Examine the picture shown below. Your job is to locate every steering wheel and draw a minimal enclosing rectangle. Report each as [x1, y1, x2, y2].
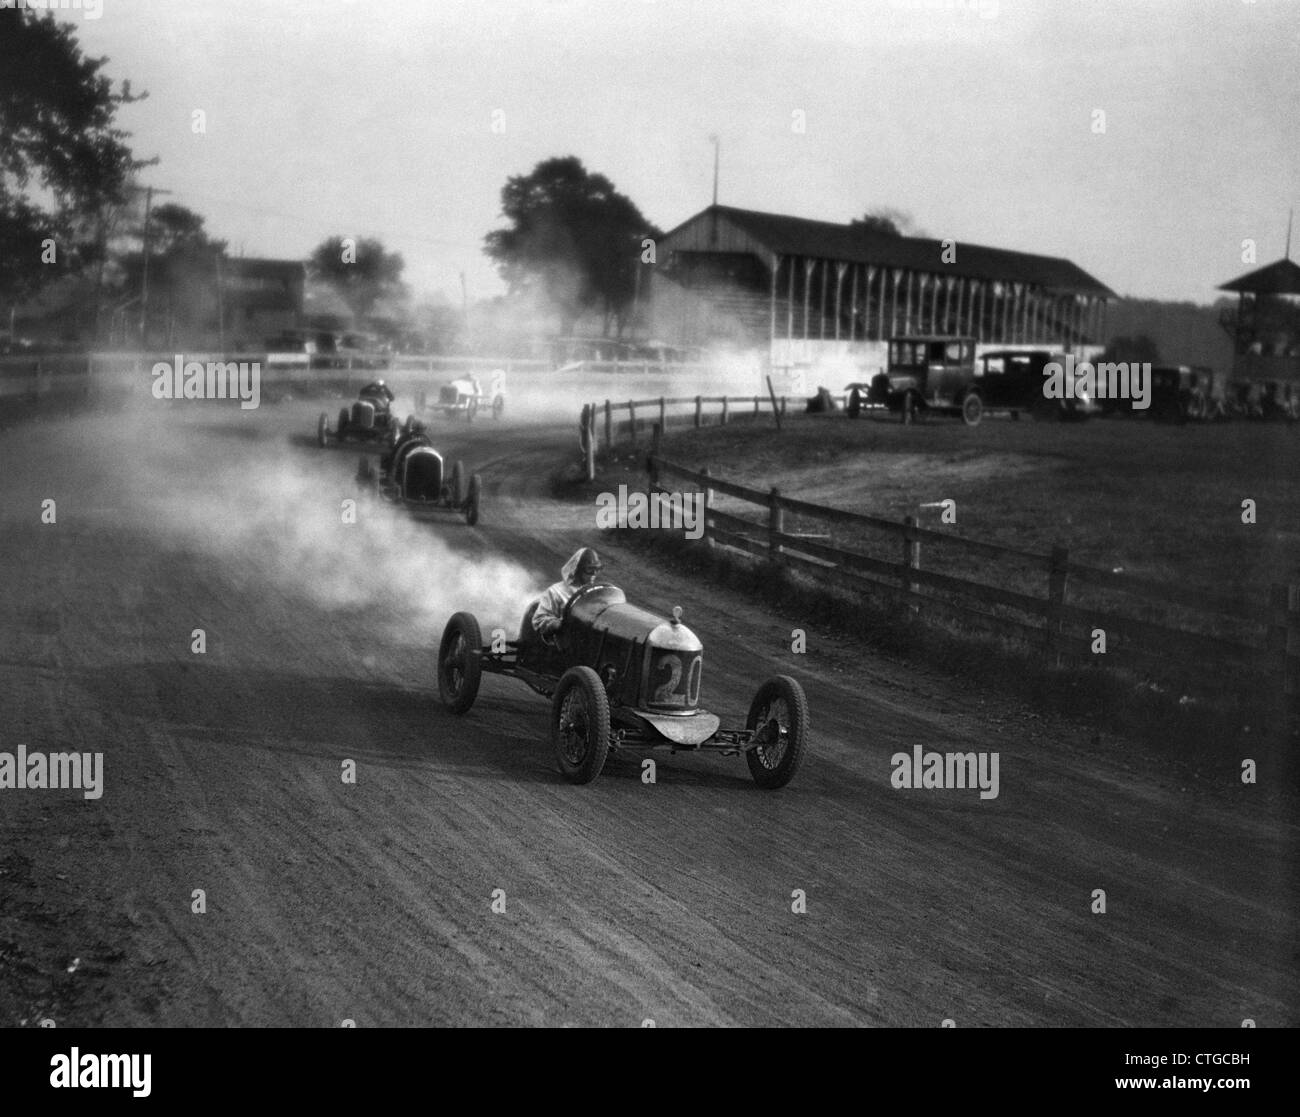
[551, 582, 610, 649]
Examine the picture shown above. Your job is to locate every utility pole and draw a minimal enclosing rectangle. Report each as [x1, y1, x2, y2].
[137, 184, 173, 347]
[710, 134, 720, 207]
[1287, 207, 1294, 260]
[459, 270, 470, 351]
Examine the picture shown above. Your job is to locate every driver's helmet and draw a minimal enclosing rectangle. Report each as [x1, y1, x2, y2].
[575, 547, 603, 583]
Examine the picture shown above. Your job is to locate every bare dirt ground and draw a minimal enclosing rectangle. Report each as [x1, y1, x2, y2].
[0, 396, 1295, 1027]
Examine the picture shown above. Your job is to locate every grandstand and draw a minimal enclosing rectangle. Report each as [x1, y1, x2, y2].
[649, 205, 1115, 379]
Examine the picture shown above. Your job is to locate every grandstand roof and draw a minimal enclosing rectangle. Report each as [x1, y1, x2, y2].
[1218, 257, 1300, 296]
[661, 205, 1116, 298]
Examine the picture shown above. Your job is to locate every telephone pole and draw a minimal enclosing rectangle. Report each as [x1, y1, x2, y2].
[137, 184, 173, 346]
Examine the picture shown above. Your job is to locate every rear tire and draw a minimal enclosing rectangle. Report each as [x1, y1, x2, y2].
[847, 387, 862, 419]
[552, 666, 610, 785]
[744, 675, 809, 789]
[492, 394, 504, 420]
[466, 397, 479, 423]
[961, 392, 983, 427]
[438, 612, 483, 715]
[317, 412, 329, 447]
[465, 474, 482, 526]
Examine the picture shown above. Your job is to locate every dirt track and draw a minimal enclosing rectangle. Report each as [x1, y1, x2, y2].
[0, 399, 1295, 1027]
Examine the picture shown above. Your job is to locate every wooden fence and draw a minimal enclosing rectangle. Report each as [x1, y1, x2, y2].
[640, 453, 1299, 710]
[589, 393, 788, 449]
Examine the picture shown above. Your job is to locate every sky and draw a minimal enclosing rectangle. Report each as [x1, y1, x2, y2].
[66, 0, 1300, 306]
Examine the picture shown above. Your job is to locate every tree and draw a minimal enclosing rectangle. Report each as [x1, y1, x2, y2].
[851, 207, 922, 237]
[484, 156, 661, 337]
[1100, 333, 1161, 365]
[150, 203, 223, 256]
[0, 8, 150, 313]
[308, 236, 406, 320]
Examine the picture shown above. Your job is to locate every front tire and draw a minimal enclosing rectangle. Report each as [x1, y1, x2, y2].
[438, 612, 483, 715]
[745, 675, 809, 789]
[552, 666, 610, 785]
[317, 412, 329, 447]
[492, 394, 504, 420]
[337, 407, 350, 436]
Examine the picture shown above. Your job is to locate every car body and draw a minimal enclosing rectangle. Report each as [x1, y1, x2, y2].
[317, 383, 400, 446]
[1146, 365, 1214, 423]
[974, 349, 1098, 421]
[415, 375, 504, 421]
[356, 425, 481, 524]
[868, 335, 985, 424]
[436, 585, 809, 787]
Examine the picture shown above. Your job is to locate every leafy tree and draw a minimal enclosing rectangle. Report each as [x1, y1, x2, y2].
[308, 236, 406, 319]
[150, 203, 223, 256]
[484, 156, 661, 337]
[851, 207, 922, 237]
[1100, 333, 1161, 365]
[0, 8, 150, 311]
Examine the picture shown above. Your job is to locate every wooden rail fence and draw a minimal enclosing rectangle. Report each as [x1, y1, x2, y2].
[638, 453, 1298, 710]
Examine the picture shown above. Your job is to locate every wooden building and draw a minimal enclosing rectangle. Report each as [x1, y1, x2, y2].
[1218, 256, 1300, 385]
[649, 205, 1115, 378]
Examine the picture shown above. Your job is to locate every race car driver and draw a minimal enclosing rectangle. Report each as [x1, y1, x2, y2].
[360, 379, 395, 403]
[532, 547, 604, 637]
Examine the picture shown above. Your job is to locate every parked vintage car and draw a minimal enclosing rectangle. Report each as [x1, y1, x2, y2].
[868, 335, 984, 424]
[356, 426, 481, 524]
[415, 375, 504, 421]
[974, 349, 1097, 421]
[436, 585, 809, 787]
[318, 381, 400, 446]
[1145, 365, 1214, 423]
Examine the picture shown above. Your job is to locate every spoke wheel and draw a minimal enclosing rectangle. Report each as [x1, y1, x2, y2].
[745, 675, 809, 789]
[438, 612, 483, 714]
[552, 666, 610, 785]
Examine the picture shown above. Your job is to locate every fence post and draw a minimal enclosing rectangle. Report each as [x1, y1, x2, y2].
[659, 395, 666, 432]
[694, 395, 702, 428]
[651, 421, 662, 461]
[754, 395, 760, 417]
[1046, 546, 1069, 665]
[583, 404, 595, 481]
[629, 400, 637, 445]
[766, 375, 783, 432]
[1268, 583, 1299, 717]
[703, 466, 714, 550]
[721, 397, 729, 426]
[901, 515, 921, 618]
[768, 487, 785, 565]
[781, 396, 788, 415]
[605, 399, 612, 449]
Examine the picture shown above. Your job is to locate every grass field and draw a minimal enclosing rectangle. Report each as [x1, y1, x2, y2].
[640, 409, 1300, 600]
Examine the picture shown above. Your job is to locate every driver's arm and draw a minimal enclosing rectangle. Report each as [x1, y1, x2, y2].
[532, 585, 566, 635]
